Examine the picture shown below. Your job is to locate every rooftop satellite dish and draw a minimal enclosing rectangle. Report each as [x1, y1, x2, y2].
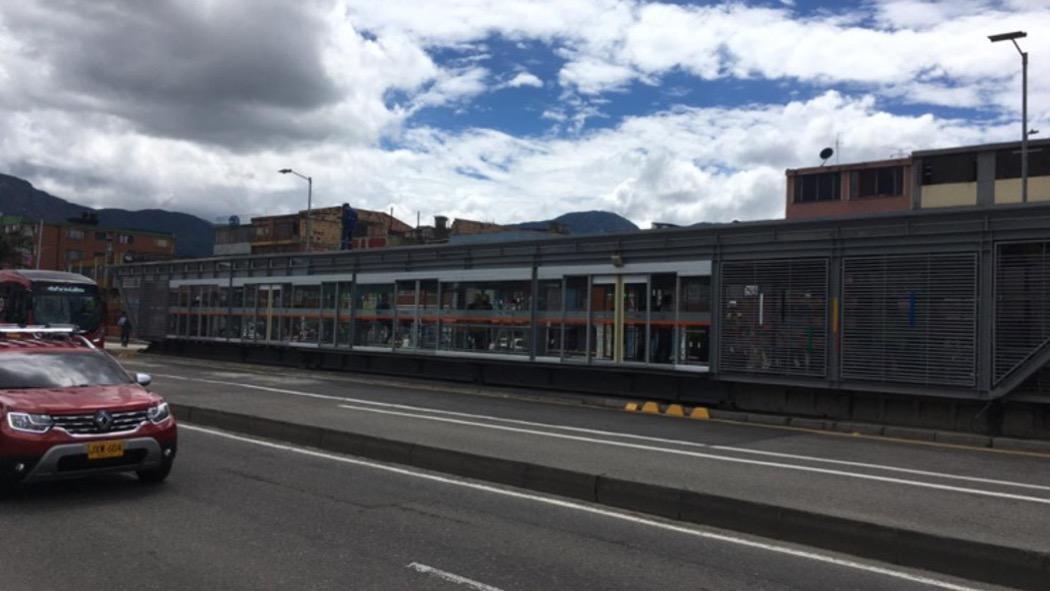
[819, 147, 834, 166]
[228, 215, 240, 227]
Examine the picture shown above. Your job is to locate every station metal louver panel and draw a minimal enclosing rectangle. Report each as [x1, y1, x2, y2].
[995, 242, 1050, 383]
[841, 254, 976, 386]
[120, 276, 170, 340]
[720, 259, 828, 377]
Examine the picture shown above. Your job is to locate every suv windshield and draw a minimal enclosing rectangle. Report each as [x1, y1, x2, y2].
[33, 294, 103, 332]
[0, 352, 131, 389]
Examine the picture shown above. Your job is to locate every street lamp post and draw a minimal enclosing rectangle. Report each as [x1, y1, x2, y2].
[279, 168, 313, 252]
[989, 31, 1030, 203]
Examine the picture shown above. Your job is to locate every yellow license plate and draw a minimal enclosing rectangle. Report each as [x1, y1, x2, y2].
[86, 440, 125, 460]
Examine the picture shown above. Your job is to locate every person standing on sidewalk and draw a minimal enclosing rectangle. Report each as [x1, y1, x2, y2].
[117, 310, 132, 348]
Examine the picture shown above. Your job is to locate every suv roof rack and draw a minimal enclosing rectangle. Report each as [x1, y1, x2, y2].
[0, 325, 78, 334]
[0, 325, 96, 350]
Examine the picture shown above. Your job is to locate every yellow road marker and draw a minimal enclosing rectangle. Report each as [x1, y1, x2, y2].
[665, 404, 685, 417]
[690, 407, 711, 420]
[640, 401, 661, 414]
[625, 402, 639, 412]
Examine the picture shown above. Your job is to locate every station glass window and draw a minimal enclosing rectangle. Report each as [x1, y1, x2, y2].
[241, 285, 260, 340]
[621, 280, 648, 363]
[794, 172, 840, 203]
[336, 282, 352, 346]
[535, 279, 563, 358]
[649, 274, 675, 364]
[851, 166, 903, 198]
[395, 280, 438, 350]
[563, 277, 589, 359]
[678, 276, 711, 365]
[438, 280, 531, 355]
[166, 310, 178, 335]
[319, 283, 337, 345]
[589, 279, 616, 361]
[995, 147, 1050, 179]
[286, 285, 320, 344]
[354, 284, 394, 347]
[225, 285, 241, 338]
[921, 153, 977, 185]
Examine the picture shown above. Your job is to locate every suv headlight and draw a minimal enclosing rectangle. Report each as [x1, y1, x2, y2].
[7, 412, 53, 433]
[147, 402, 171, 424]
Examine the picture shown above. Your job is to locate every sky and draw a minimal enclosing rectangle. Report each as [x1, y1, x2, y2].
[0, 0, 1048, 229]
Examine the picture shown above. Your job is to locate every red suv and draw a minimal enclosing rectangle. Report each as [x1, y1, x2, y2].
[0, 326, 176, 489]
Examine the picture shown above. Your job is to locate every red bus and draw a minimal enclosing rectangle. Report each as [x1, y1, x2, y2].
[0, 270, 106, 347]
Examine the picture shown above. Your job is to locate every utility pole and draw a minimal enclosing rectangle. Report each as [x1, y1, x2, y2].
[35, 219, 44, 269]
[279, 168, 313, 251]
[989, 31, 1030, 202]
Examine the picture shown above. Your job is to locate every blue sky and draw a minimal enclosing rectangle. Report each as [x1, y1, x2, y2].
[0, 0, 1047, 227]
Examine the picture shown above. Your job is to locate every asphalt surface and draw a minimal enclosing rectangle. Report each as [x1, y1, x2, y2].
[0, 424, 1005, 591]
[118, 354, 1050, 558]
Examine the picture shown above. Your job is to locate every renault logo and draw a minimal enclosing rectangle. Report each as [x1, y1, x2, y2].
[94, 411, 113, 432]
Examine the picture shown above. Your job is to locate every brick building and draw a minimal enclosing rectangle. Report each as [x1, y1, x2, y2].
[1, 213, 176, 337]
[218, 205, 414, 255]
[786, 138, 1050, 220]
[0, 213, 175, 273]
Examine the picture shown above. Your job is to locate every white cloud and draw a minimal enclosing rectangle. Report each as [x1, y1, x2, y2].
[343, 0, 1050, 116]
[1, 0, 1048, 240]
[409, 66, 490, 110]
[0, 81, 1017, 233]
[502, 71, 543, 88]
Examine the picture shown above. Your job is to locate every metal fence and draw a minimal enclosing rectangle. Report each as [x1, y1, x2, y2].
[995, 241, 1050, 383]
[842, 253, 976, 386]
[719, 258, 828, 377]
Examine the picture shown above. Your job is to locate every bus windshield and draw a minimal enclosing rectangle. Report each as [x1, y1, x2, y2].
[32, 293, 103, 332]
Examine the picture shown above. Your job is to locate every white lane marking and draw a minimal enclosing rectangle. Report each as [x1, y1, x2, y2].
[406, 562, 504, 591]
[153, 372, 1050, 494]
[338, 403, 1050, 506]
[328, 399, 1050, 493]
[181, 424, 985, 591]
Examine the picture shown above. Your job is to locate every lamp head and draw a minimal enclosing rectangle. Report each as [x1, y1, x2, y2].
[278, 168, 292, 174]
[989, 31, 1027, 43]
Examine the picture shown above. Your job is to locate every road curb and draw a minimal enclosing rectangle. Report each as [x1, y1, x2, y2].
[174, 403, 1050, 590]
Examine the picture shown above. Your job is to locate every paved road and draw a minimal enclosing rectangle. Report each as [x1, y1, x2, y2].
[119, 354, 1050, 559]
[0, 425, 1003, 591]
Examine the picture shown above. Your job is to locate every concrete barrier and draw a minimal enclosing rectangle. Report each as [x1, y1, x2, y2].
[172, 403, 1050, 590]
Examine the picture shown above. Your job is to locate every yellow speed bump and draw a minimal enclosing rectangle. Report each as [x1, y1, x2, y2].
[665, 404, 685, 417]
[640, 401, 661, 414]
[624, 402, 639, 412]
[689, 407, 711, 420]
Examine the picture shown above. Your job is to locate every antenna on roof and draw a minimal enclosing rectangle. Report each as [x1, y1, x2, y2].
[818, 147, 834, 167]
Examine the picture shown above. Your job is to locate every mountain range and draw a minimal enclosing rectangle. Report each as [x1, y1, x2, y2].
[1, 173, 640, 258]
[514, 210, 638, 234]
[0, 174, 215, 258]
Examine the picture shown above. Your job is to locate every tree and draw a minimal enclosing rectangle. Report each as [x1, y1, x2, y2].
[0, 229, 32, 268]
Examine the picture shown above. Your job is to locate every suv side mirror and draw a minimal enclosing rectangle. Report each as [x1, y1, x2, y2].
[135, 373, 152, 387]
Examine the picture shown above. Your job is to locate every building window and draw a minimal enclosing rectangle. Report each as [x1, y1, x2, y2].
[922, 154, 977, 185]
[155, 238, 170, 248]
[67, 228, 84, 240]
[852, 166, 903, 198]
[118, 234, 134, 244]
[995, 148, 1050, 179]
[65, 250, 83, 262]
[95, 231, 108, 240]
[794, 172, 841, 203]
